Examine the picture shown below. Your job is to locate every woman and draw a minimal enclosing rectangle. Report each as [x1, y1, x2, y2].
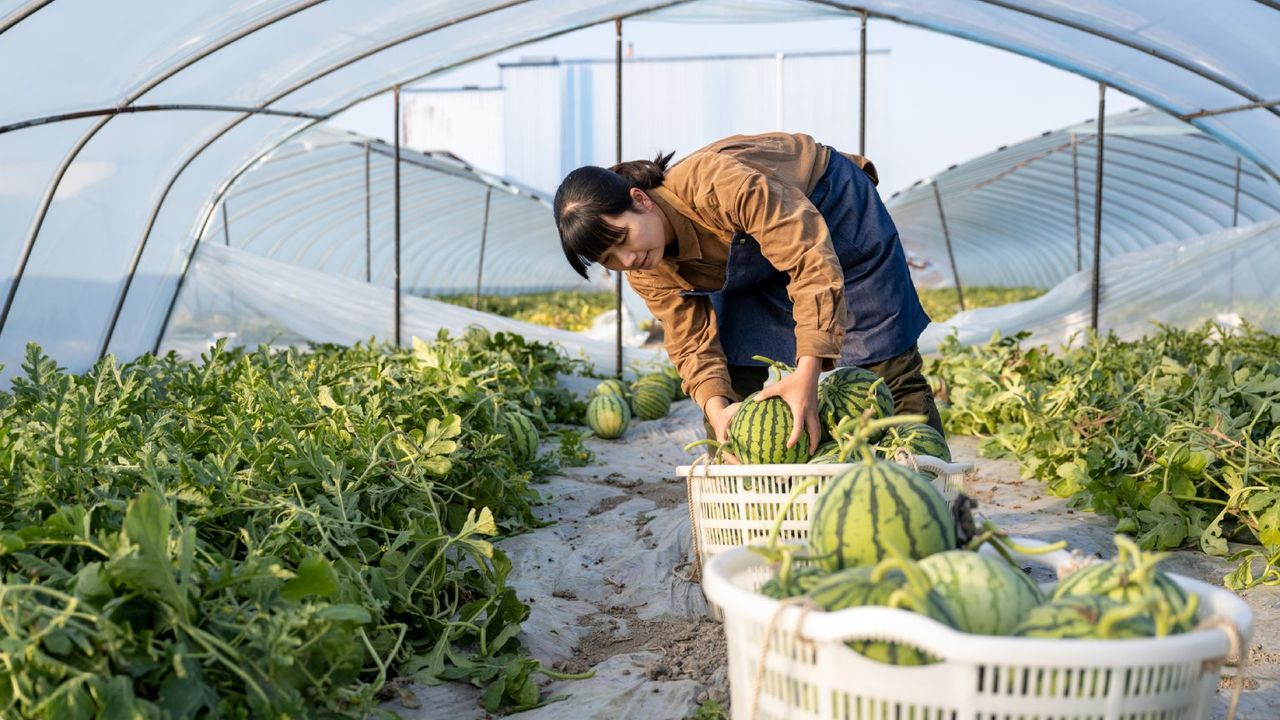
[554, 131, 938, 452]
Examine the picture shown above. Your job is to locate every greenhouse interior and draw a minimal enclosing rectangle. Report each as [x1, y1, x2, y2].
[1, 1, 1278, 718]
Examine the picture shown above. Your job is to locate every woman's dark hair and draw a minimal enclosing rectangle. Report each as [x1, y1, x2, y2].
[555, 150, 675, 278]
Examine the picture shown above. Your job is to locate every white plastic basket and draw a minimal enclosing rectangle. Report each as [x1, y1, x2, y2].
[703, 541, 1254, 720]
[677, 455, 971, 571]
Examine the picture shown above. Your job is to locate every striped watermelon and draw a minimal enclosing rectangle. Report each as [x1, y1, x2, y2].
[809, 459, 955, 570]
[727, 392, 812, 464]
[630, 382, 672, 420]
[586, 394, 630, 439]
[504, 412, 539, 464]
[876, 422, 951, 462]
[806, 566, 958, 665]
[759, 565, 829, 599]
[1012, 596, 1157, 639]
[917, 550, 1044, 635]
[818, 367, 895, 442]
[807, 442, 846, 465]
[590, 378, 630, 401]
[1051, 559, 1194, 632]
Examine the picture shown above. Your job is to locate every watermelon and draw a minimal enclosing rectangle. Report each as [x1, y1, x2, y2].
[809, 459, 955, 570]
[637, 371, 680, 400]
[726, 392, 812, 464]
[818, 367, 895, 441]
[630, 382, 672, 420]
[917, 550, 1043, 635]
[876, 422, 951, 462]
[1012, 596, 1157, 639]
[586, 394, 630, 439]
[504, 412, 539, 464]
[807, 442, 846, 465]
[590, 378, 630, 401]
[759, 565, 829, 599]
[1051, 558, 1194, 632]
[806, 566, 958, 665]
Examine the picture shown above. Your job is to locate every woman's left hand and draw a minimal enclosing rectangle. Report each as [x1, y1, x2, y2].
[755, 356, 823, 454]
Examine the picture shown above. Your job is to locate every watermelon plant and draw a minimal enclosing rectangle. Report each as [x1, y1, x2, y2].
[928, 321, 1280, 589]
[0, 332, 593, 718]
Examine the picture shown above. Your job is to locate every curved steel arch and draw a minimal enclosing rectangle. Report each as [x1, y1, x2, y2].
[805, 0, 1280, 183]
[0, 0, 53, 37]
[146, 0, 693, 356]
[0, 0, 331, 355]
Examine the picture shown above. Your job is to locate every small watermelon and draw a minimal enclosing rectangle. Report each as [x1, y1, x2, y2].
[818, 367, 895, 442]
[630, 382, 672, 420]
[876, 422, 951, 462]
[1012, 596, 1157, 639]
[759, 565, 829, 599]
[917, 550, 1043, 635]
[590, 378, 630, 401]
[726, 392, 812, 464]
[809, 459, 955, 571]
[504, 412, 539, 464]
[806, 566, 958, 665]
[586, 394, 630, 439]
[1051, 559, 1194, 632]
[807, 442, 846, 465]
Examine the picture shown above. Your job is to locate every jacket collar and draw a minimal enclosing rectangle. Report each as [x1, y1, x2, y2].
[650, 187, 702, 262]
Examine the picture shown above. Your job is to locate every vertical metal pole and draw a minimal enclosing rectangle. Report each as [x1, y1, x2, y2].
[614, 17, 624, 379]
[364, 139, 372, 283]
[932, 181, 964, 312]
[221, 200, 231, 247]
[473, 186, 492, 310]
[394, 85, 402, 347]
[859, 10, 867, 155]
[1090, 83, 1106, 332]
[1232, 157, 1242, 227]
[1071, 132, 1082, 273]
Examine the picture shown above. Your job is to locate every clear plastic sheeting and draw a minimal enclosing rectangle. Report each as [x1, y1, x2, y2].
[2, 1, 1280, 373]
[889, 108, 1280, 290]
[164, 242, 660, 374]
[204, 126, 593, 295]
[918, 219, 1280, 354]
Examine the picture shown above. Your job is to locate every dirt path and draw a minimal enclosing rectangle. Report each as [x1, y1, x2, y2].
[396, 409, 1280, 719]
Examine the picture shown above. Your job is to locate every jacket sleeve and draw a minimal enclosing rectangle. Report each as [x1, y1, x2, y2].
[626, 270, 736, 411]
[693, 153, 847, 368]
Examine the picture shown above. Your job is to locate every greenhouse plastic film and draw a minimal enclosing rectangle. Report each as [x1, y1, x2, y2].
[919, 219, 1280, 353]
[163, 241, 661, 374]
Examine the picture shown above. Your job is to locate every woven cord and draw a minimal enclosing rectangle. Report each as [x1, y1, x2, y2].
[1194, 615, 1249, 720]
[749, 597, 820, 720]
[673, 452, 711, 584]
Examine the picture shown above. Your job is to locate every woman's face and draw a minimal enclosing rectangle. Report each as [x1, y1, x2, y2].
[598, 189, 668, 272]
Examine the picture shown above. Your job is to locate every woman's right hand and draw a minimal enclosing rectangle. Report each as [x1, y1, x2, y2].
[705, 397, 741, 461]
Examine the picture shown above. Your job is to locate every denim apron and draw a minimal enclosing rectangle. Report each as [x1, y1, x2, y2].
[687, 150, 930, 367]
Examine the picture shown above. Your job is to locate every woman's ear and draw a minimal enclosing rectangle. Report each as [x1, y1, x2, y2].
[630, 187, 652, 210]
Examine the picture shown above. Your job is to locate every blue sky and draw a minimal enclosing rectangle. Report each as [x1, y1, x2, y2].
[331, 15, 1145, 196]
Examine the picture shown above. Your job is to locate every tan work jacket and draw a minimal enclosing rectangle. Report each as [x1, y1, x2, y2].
[626, 132, 878, 411]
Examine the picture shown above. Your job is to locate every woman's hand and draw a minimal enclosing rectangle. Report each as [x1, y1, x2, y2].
[705, 396, 741, 444]
[755, 356, 822, 454]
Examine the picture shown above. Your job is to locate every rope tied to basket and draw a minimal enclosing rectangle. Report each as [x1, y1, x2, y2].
[673, 451, 713, 584]
[1194, 615, 1249, 720]
[750, 596, 821, 720]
